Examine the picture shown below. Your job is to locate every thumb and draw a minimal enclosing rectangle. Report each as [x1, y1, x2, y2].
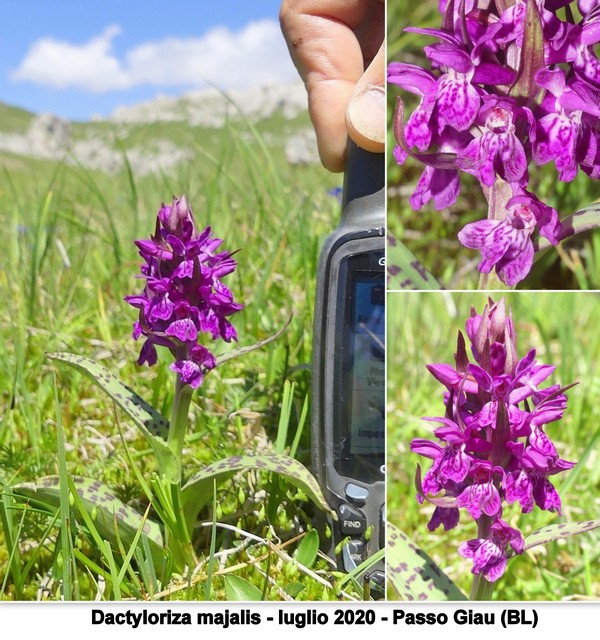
[345, 43, 386, 154]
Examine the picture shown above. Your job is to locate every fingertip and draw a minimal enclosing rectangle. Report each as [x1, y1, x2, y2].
[346, 85, 386, 154]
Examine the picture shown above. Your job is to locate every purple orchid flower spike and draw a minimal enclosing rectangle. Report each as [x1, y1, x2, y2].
[125, 195, 243, 389]
[410, 298, 576, 591]
[389, 0, 600, 287]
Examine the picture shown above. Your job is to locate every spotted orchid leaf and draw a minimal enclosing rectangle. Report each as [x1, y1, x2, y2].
[387, 232, 442, 290]
[181, 454, 334, 528]
[386, 522, 467, 601]
[47, 353, 178, 480]
[48, 352, 169, 439]
[520, 519, 600, 553]
[12, 475, 164, 559]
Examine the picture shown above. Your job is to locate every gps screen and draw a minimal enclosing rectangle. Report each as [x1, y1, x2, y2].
[333, 251, 385, 483]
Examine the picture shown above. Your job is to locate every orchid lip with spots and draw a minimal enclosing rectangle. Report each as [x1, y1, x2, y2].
[389, 1, 600, 287]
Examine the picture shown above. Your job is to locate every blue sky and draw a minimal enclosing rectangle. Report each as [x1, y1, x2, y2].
[0, 0, 299, 121]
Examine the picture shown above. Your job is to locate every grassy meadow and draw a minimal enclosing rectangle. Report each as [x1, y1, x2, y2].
[387, 291, 600, 600]
[0, 106, 363, 600]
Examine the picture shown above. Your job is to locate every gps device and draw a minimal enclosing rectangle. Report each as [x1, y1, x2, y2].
[312, 141, 385, 594]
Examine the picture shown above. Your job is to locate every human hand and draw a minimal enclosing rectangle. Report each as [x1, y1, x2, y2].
[280, 0, 385, 172]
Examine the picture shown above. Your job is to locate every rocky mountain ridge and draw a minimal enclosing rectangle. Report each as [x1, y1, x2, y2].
[107, 82, 308, 126]
[0, 82, 318, 174]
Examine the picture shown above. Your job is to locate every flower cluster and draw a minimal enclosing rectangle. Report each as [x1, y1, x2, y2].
[125, 196, 243, 389]
[389, 1, 600, 285]
[410, 298, 575, 582]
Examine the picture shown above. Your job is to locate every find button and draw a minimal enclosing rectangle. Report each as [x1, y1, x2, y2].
[338, 503, 366, 536]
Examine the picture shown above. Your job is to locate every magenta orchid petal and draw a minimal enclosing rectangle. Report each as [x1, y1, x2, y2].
[428, 506, 460, 532]
[148, 294, 175, 322]
[458, 196, 541, 286]
[137, 339, 158, 367]
[456, 481, 502, 519]
[438, 446, 472, 484]
[456, 104, 528, 187]
[459, 538, 505, 582]
[534, 112, 581, 181]
[533, 477, 563, 514]
[458, 518, 523, 582]
[504, 468, 535, 513]
[170, 360, 204, 389]
[410, 165, 461, 211]
[426, 363, 464, 388]
[436, 69, 481, 132]
[410, 439, 443, 459]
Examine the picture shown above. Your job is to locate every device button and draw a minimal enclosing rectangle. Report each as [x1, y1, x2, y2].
[368, 570, 386, 600]
[338, 503, 366, 536]
[344, 483, 369, 506]
[341, 540, 365, 572]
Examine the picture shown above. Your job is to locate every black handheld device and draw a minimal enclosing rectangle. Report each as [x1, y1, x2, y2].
[312, 141, 385, 593]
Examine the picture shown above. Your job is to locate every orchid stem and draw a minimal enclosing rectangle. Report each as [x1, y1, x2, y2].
[168, 374, 193, 477]
[478, 269, 511, 290]
[158, 375, 196, 568]
[470, 573, 497, 601]
[478, 180, 513, 291]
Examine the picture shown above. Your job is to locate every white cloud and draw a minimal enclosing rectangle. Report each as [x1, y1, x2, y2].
[11, 20, 298, 93]
[12, 25, 130, 92]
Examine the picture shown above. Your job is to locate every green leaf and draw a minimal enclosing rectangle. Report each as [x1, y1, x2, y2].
[12, 476, 164, 560]
[47, 352, 178, 481]
[294, 529, 320, 569]
[522, 519, 600, 553]
[181, 454, 334, 528]
[387, 233, 442, 290]
[338, 547, 385, 591]
[223, 575, 263, 601]
[386, 522, 467, 601]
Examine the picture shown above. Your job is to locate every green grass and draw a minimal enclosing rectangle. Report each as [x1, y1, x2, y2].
[0, 112, 359, 600]
[387, 291, 600, 601]
[0, 102, 35, 134]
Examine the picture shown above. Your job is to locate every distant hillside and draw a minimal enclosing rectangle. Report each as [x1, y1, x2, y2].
[0, 82, 319, 175]
[107, 82, 308, 126]
[0, 102, 35, 133]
